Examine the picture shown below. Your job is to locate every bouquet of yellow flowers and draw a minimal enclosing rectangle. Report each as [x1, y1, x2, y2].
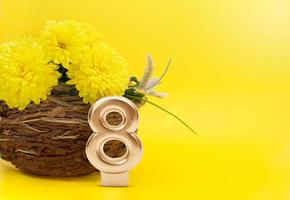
[0, 20, 129, 109]
[0, 20, 193, 177]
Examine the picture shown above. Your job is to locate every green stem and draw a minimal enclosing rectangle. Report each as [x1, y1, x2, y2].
[125, 95, 197, 135]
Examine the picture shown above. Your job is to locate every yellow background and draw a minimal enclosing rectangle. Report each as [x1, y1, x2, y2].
[0, 0, 290, 199]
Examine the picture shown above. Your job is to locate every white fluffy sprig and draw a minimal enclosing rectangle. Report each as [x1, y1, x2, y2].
[140, 55, 154, 88]
[138, 55, 171, 98]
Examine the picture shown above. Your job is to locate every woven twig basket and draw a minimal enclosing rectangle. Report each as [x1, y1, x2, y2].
[0, 85, 131, 176]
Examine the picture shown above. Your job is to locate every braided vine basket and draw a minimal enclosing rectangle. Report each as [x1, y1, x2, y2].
[0, 85, 132, 176]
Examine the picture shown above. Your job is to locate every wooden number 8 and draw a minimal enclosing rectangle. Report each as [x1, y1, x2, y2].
[86, 96, 143, 186]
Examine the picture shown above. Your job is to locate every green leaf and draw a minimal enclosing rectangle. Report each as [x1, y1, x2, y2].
[130, 76, 138, 83]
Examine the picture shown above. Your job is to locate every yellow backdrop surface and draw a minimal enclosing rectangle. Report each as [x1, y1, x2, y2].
[0, 0, 290, 199]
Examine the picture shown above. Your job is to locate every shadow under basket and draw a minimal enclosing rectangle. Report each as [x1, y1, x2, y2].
[0, 86, 132, 177]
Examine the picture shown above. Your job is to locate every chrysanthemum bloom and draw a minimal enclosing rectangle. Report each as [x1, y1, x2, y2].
[39, 20, 101, 67]
[67, 42, 129, 104]
[0, 38, 59, 110]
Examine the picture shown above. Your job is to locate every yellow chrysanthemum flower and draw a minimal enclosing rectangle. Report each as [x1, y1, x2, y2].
[39, 20, 101, 67]
[0, 38, 59, 110]
[67, 42, 129, 104]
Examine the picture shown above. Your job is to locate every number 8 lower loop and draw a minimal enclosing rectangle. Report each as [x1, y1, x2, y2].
[86, 131, 142, 173]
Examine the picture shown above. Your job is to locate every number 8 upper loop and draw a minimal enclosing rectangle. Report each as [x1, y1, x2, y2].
[88, 96, 139, 134]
